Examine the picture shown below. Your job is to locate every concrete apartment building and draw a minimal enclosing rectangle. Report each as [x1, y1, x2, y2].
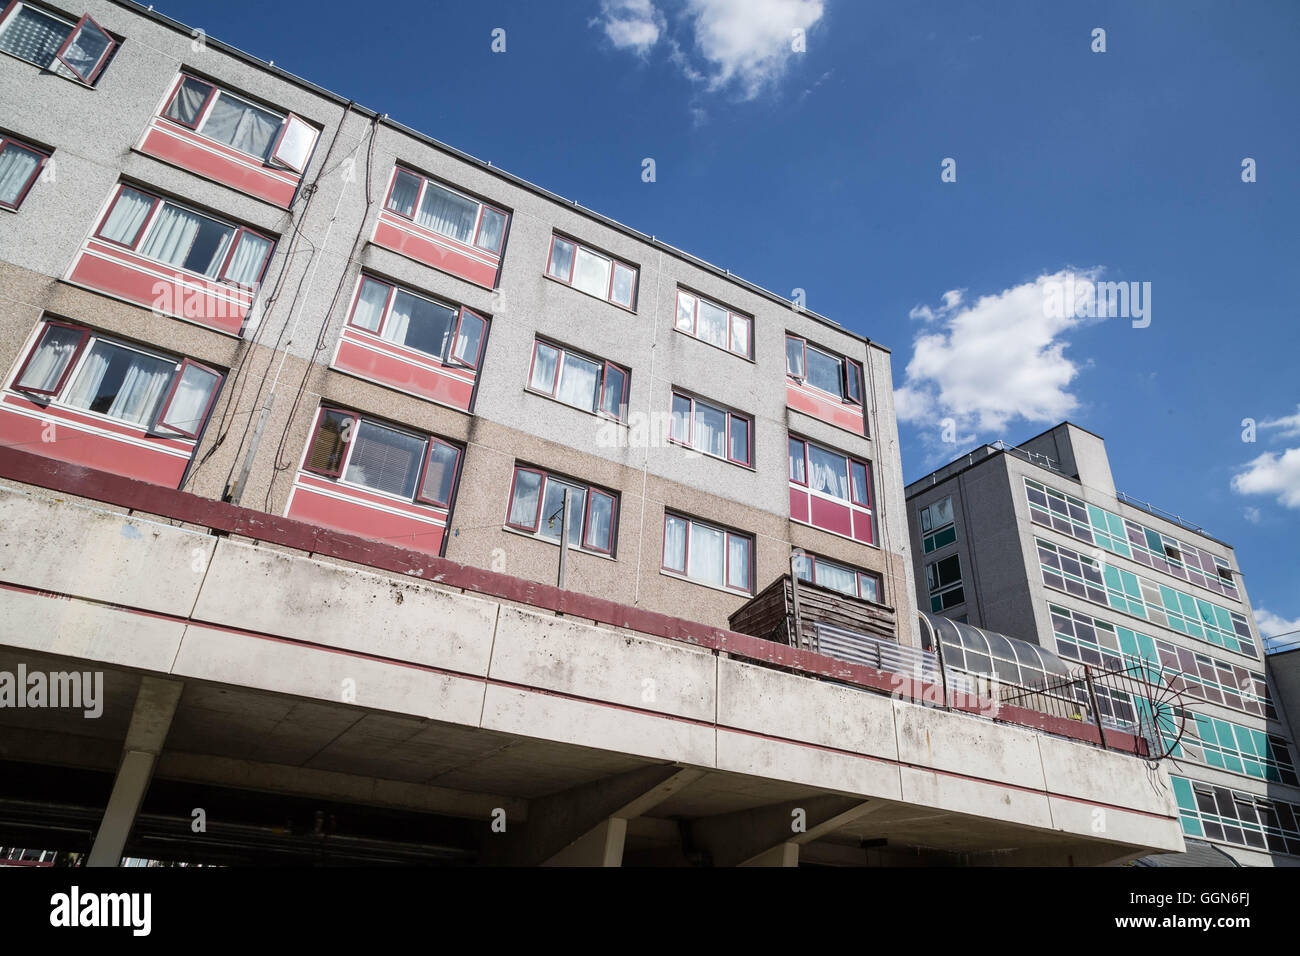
[0, 0, 1188, 865]
[906, 422, 1300, 866]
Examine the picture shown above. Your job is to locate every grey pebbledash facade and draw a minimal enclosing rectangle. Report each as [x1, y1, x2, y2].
[905, 422, 1300, 866]
[0, 0, 919, 643]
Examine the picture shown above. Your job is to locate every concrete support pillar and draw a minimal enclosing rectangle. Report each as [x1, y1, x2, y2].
[740, 843, 800, 867]
[544, 818, 628, 867]
[87, 677, 183, 867]
[692, 796, 882, 867]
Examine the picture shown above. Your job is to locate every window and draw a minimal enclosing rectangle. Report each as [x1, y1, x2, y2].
[785, 335, 863, 404]
[302, 407, 461, 507]
[161, 74, 318, 171]
[10, 320, 222, 436]
[347, 275, 487, 368]
[919, 496, 956, 553]
[788, 438, 872, 507]
[926, 554, 964, 612]
[385, 167, 508, 254]
[793, 553, 882, 603]
[0, 135, 49, 209]
[527, 339, 628, 421]
[674, 289, 752, 359]
[669, 391, 752, 466]
[506, 466, 617, 555]
[0, 4, 116, 84]
[546, 235, 637, 309]
[662, 513, 752, 594]
[1172, 775, 1300, 855]
[95, 184, 273, 287]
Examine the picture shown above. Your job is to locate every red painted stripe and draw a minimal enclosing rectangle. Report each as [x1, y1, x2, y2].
[142, 125, 298, 208]
[373, 218, 500, 289]
[334, 335, 475, 411]
[0, 407, 187, 487]
[69, 251, 246, 335]
[0, 445, 1149, 757]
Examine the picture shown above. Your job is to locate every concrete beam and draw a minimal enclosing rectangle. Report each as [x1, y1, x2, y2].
[87, 677, 183, 867]
[495, 764, 705, 867]
[691, 796, 881, 868]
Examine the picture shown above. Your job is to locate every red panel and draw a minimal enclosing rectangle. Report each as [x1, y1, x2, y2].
[141, 125, 298, 208]
[287, 486, 445, 556]
[69, 249, 246, 335]
[0, 407, 187, 487]
[373, 216, 499, 289]
[786, 381, 865, 434]
[334, 335, 475, 412]
[789, 486, 809, 523]
[852, 508, 875, 545]
[809, 495, 853, 537]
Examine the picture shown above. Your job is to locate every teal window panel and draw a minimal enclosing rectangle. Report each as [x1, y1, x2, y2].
[930, 595, 943, 612]
[1117, 629, 1139, 657]
[1266, 766, 1282, 782]
[1128, 600, 1147, 618]
[1103, 565, 1122, 590]
[1181, 816, 1204, 838]
[1244, 761, 1262, 778]
[1206, 750, 1225, 769]
[1170, 616, 1187, 634]
[1234, 725, 1256, 755]
[1222, 634, 1239, 653]
[1179, 592, 1198, 618]
[1185, 619, 1204, 639]
[1145, 529, 1163, 552]
[1214, 606, 1233, 632]
[1196, 715, 1215, 741]
[933, 526, 956, 549]
[1160, 584, 1179, 611]
[1122, 571, 1142, 599]
[1214, 719, 1234, 742]
[1137, 633, 1156, 659]
[1258, 732, 1272, 757]
[1223, 754, 1244, 774]
[1171, 776, 1195, 811]
[1197, 599, 1216, 626]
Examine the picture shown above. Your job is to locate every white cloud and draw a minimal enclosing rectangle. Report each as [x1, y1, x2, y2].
[895, 269, 1104, 436]
[595, 0, 825, 101]
[1231, 447, 1300, 509]
[1261, 405, 1300, 439]
[1255, 608, 1300, 640]
[1244, 506, 1262, 524]
[596, 0, 664, 54]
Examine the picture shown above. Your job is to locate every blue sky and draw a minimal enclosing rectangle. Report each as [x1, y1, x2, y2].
[154, 0, 1300, 638]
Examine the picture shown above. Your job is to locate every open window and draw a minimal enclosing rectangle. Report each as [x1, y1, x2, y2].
[0, 136, 51, 210]
[154, 359, 222, 438]
[11, 321, 89, 397]
[269, 114, 317, 172]
[303, 407, 358, 478]
[844, 358, 864, 405]
[416, 440, 460, 508]
[218, 227, 274, 287]
[53, 13, 114, 84]
[449, 308, 487, 369]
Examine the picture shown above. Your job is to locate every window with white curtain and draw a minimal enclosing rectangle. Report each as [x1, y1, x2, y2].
[0, 4, 116, 85]
[346, 275, 488, 369]
[506, 465, 617, 554]
[96, 184, 275, 286]
[528, 339, 628, 421]
[9, 320, 223, 437]
[0, 136, 49, 209]
[384, 167, 509, 254]
[788, 437, 872, 508]
[546, 235, 637, 309]
[793, 553, 882, 603]
[662, 513, 753, 594]
[161, 74, 319, 170]
[669, 392, 752, 466]
[302, 406, 462, 509]
[675, 289, 753, 359]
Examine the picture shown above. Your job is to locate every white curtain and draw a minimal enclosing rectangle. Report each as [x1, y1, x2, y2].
[159, 365, 217, 434]
[585, 494, 612, 550]
[816, 561, 856, 597]
[100, 188, 155, 245]
[475, 207, 506, 251]
[727, 536, 750, 591]
[508, 470, 542, 528]
[676, 292, 696, 331]
[697, 300, 728, 348]
[351, 280, 389, 333]
[530, 343, 559, 392]
[388, 171, 421, 217]
[15, 326, 81, 391]
[729, 315, 750, 356]
[663, 515, 687, 571]
[386, 291, 453, 358]
[809, 446, 849, 500]
[417, 182, 477, 242]
[0, 143, 40, 205]
[164, 77, 211, 126]
[204, 93, 280, 157]
[140, 204, 203, 268]
[571, 248, 610, 298]
[688, 524, 725, 587]
[64, 344, 172, 426]
[556, 354, 599, 410]
[693, 404, 726, 457]
[224, 232, 271, 286]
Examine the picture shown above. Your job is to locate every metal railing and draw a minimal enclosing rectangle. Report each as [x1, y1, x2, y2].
[1116, 490, 1207, 536]
[913, 440, 1061, 489]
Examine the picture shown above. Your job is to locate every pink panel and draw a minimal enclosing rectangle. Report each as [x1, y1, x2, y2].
[334, 336, 475, 411]
[789, 486, 809, 523]
[809, 495, 853, 537]
[141, 125, 298, 208]
[287, 487, 445, 556]
[373, 217, 499, 288]
[0, 407, 187, 487]
[69, 252, 246, 335]
[852, 508, 875, 545]
[785, 382, 865, 434]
